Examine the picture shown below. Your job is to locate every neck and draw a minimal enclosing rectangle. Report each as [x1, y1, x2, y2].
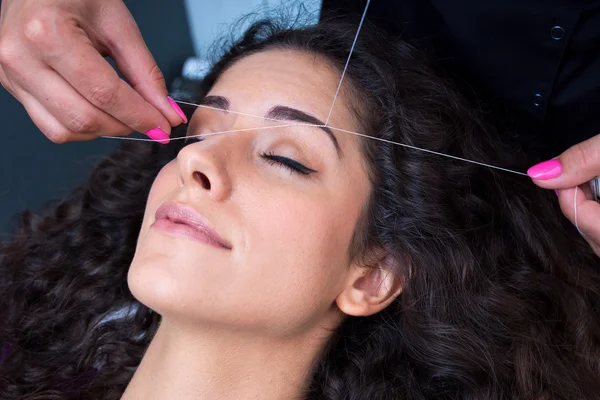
[120, 317, 332, 400]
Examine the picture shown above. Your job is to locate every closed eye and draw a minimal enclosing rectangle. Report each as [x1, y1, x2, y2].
[261, 152, 316, 176]
[182, 136, 316, 176]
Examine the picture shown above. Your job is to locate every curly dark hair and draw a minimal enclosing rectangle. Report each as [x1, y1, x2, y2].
[1, 19, 600, 400]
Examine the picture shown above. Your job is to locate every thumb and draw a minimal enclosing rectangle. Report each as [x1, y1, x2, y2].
[96, 2, 186, 127]
[528, 133, 600, 190]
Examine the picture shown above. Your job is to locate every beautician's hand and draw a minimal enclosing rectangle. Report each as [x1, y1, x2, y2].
[528, 134, 600, 256]
[0, 0, 186, 144]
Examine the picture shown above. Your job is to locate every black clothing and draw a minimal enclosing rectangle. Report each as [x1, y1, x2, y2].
[321, 0, 600, 159]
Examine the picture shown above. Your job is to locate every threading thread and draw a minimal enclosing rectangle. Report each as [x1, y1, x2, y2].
[102, 111, 527, 176]
[99, 0, 526, 178]
[327, 126, 529, 176]
[173, 101, 287, 123]
[324, 0, 371, 126]
[100, 123, 319, 142]
[574, 188, 585, 236]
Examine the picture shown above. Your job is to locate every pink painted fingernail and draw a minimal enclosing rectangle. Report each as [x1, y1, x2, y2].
[527, 159, 562, 180]
[168, 96, 188, 124]
[146, 127, 170, 144]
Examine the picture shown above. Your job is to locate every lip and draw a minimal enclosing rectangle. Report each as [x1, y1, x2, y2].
[151, 201, 231, 249]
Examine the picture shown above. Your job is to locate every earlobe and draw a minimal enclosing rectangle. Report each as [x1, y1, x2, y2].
[336, 256, 403, 317]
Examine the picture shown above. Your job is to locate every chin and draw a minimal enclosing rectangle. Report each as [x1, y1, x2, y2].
[126, 244, 219, 320]
[127, 255, 180, 314]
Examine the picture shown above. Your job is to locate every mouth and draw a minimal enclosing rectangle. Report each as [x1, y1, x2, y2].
[152, 201, 232, 250]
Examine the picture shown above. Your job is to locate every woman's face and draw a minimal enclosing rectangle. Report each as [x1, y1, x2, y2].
[128, 49, 372, 336]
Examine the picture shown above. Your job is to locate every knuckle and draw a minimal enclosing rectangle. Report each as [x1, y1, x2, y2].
[22, 11, 62, 48]
[0, 36, 20, 67]
[573, 141, 600, 168]
[122, 111, 146, 129]
[148, 64, 165, 84]
[66, 113, 97, 134]
[45, 128, 71, 144]
[88, 84, 119, 109]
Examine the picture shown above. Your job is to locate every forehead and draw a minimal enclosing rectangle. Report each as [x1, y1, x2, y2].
[190, 48, 369, 169]
[207, 49, 354, 128]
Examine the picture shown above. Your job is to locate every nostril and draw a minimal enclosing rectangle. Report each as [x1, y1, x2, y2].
[193, 171, 211, 190]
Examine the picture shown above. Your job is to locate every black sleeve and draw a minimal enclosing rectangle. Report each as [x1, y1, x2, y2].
[319, 0, 450, 59]
[321, 1, 434, 39]
[320, 0, 366, 20]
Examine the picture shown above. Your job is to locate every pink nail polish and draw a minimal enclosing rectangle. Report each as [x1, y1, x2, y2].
[146, 127, 170, 144]
[527, 159, 562, 180]
[168, 96, 188, 124]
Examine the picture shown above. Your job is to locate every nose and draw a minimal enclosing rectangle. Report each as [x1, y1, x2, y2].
[176, 142, 232, 201]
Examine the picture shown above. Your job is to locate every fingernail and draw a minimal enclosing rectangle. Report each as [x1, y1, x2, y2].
[554, 190, 558, 196]
[527, 159, 562, 180]
[146, 127, 170, 144]
[168, 96, 188, 124]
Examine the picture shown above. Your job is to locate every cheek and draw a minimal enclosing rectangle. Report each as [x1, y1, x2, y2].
[240, 189, 356, 303]
[248, 195, 338, 257]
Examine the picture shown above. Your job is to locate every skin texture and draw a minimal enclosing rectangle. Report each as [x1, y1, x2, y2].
[0, 0, 182, 142]
[123, 49, 402, 400]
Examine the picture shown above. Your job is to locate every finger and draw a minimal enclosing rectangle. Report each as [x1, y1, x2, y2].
[0, 63, 18, 97]
[557, 186, 600, 245]
[0, 52, 91, 143]
[529, 134, 600, 190]
[12, 84, 93, 143]
[98, 3, 185, 126]
[26, 22, 172, 136]
[7, 59, 133, 138]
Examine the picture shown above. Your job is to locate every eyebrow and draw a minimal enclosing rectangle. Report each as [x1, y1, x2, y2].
[201, 95, 341, 154]
[200, 95, 230, 110]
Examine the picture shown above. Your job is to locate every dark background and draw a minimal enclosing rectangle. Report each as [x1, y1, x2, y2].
[0, 0, 195, 235]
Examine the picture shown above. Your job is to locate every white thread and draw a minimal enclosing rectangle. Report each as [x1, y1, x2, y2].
[174, 100, 291, 123]
[99, 0, 527, 177]
[100, 123, 317, 142]
[574, 188, 585, 237]
[326, 126, 529, 176]
[324, 0, 371, 126]
[101, 117, 527, 176]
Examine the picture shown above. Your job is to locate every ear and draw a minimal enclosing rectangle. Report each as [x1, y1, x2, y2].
[335, 253, 403, 317]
